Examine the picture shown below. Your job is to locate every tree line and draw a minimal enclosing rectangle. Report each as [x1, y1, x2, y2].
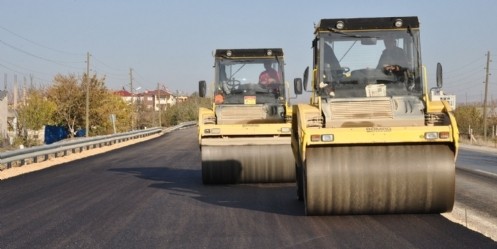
[9, 73, 211, 148]
[453, 101, 497, 142]
[9, 72, 495, 148]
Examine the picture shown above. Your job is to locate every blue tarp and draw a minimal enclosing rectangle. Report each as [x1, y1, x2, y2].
[44, 125, 69, 144]
[75, 129, 86, 137]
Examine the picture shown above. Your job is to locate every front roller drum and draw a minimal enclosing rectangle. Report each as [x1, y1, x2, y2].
[202, 144, 295, 184]
[303, 144, 455, 215]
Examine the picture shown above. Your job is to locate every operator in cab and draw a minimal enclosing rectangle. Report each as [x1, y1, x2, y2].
[377, 36, 408, 75]
[259, 61, 280, 85]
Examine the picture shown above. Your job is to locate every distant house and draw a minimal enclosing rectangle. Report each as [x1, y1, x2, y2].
[114, 89, 134, 103]
[176, 96, 188, 103]
[137, 89, 176, 111]
[113, 88, 177, 111]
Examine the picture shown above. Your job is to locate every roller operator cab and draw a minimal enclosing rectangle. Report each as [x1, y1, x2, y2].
[198, 48, 295, 184]
[292, 17, 459, 215]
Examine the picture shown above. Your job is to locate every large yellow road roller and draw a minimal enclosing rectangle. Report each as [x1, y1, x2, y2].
[198, 48, 295, 184]
[292, 17, 459, 215]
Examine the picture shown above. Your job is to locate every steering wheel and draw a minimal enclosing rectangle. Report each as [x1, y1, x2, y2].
[382, 65, 403, 75]
[324, 67, 350, 81]
[225, 79, 241, 91]
[340, 67, 350, 73]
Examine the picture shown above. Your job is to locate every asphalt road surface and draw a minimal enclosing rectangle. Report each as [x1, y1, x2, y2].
[450, 146, 497, 239]
[457, 144, 497, 175]
[1, 127, 496, 249]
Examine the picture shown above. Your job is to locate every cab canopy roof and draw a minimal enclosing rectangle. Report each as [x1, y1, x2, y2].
[215, 48, 283, 58]
[316, 16, 419, 32]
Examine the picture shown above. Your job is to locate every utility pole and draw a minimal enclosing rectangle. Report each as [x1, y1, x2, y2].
[30, 74, 34, 88]
[129, 68, 134, 130]
[157, 82, 162, 127]
[23, 76, 26, 106]
[483, 51, 491, 141]
[13, 74, 17, 136]
[129, 68, 133, 96]
[85, 52, 91, 137]
[13, 75, 17, 110]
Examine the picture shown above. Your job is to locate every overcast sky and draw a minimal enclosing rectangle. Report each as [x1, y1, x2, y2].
[1, 0, 496, 104]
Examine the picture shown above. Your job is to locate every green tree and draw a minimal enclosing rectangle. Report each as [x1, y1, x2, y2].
[81, 74, 133, 135]
[136, 100, 155, 129]
[92, 92, 133, 134]
[17, 86, 57, 131]
[47, 74, 84, 137]
[16, 86, 57, 146]
[454, 103, 483, 136]
[162, 93, 211, 126]
[48, 73, 132, 137]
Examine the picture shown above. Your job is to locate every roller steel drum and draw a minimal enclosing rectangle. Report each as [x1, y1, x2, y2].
[202, 144, 295, 184]
[303, 144, 455, 215]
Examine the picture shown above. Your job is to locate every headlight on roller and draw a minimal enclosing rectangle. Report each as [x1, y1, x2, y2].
[311, 134, 334, 142]
[424, 132, 439, 140]
[425, 131, 451, 140]
[321, 134, 334, 142]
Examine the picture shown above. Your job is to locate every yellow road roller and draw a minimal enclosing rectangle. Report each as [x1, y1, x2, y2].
[198, 48, 295, 184]
[292, 17, 459, 215]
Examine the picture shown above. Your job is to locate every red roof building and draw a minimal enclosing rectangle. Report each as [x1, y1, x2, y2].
[114, 88, 178, 111]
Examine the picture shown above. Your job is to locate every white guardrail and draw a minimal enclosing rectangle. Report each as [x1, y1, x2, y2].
[0, 121, 197, 170]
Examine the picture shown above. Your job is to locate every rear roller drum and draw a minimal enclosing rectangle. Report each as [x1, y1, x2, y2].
[201, 144, 295, 184]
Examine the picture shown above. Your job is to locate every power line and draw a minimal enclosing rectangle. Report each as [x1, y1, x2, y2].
[0, 63, 51, 83]
[0, 62, 27, 76]
[444, 55, 484, 74]
[0, 39, 83, 70]
[445, 64, 484, 80]
[445, 72, 485, 88]
[132, 69, 152, 85]
[93, 71, 129, 83]
[445, 70, 483, 82]
[92, 56, 127, 73]
[0, 58, 49, 77]
[0, 25, 84, 57]
[91, 56, 132, 87]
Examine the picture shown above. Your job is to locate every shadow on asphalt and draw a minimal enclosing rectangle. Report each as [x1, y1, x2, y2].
[108, 165, 497, 248]
[109, 166, 304, 216]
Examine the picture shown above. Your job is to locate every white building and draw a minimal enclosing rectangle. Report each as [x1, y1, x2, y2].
[114, 88, 178, 111]
[0, 91, 7, 139]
